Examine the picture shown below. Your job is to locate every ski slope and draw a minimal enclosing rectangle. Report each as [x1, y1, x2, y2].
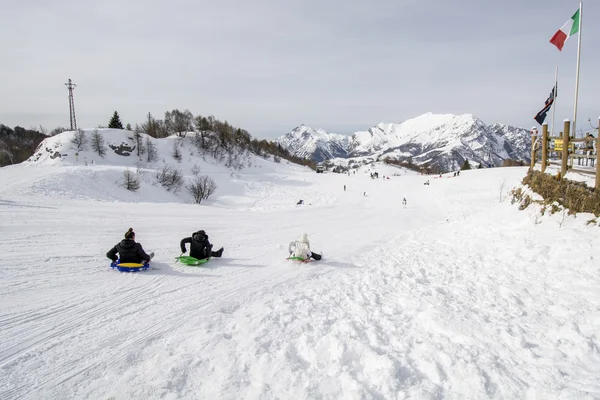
[1, 159, 599, 399]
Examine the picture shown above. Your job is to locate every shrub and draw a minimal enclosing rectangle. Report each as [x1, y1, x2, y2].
[122, 169, 140, 191]
[156, 165, 184, 193]
[186, 175, 217, 204]
[522, 169, 600, 216]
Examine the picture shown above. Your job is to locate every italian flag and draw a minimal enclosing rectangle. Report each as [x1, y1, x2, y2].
[549, 9, 580, 51]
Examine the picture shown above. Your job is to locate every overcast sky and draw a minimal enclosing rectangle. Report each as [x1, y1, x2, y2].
[1, 0, 598, 138]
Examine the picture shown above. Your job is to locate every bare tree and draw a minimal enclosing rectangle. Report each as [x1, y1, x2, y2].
[122, 168, 140, 191]
[133, 125, 146, 156]
[141, 114, 160, 138]
[165, 109, 193, 137]
[90, 129, 107, 157]
[187, 175, 217, 204]
[193, 114, 212, 149]
[0, 148, 14, 164]
[191, 164, 201, 176]
[172, 141, 182, 162]
[71, 129, 88, 151]
[50, 127, 67, 136]
[145, 136, 158, 162]
[156, 165, 184, 193]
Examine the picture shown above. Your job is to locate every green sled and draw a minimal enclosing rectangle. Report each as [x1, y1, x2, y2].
[176, 256, 210, 266]
[287, 256, 309, 262]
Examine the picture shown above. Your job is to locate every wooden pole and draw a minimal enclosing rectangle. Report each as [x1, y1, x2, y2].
[541, 123, 548, 173]
[561, 119, 570, 179]
[596, 117, 600, 189]
[530, 128, 537, 170]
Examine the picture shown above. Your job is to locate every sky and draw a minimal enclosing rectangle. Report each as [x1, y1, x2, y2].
[1, 0, 598, 138]
[1, 128, 599, 398]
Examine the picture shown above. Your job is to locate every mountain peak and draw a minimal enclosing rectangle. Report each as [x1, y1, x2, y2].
[277, 113, 531, 171]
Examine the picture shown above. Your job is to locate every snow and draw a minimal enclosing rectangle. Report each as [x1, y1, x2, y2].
[1, 137, 600, 399]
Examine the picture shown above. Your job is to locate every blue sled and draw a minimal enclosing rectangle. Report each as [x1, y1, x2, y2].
[110, 259, 150, 272]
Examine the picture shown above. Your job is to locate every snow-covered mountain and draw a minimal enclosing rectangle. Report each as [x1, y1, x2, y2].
[275, 124, 351, 162]
[277, 113, 532, 171]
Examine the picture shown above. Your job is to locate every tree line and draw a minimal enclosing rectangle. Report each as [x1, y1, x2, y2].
[132, 109, 315, 170]
[1, 109, 317, 170]
[0, 124, 48, 167]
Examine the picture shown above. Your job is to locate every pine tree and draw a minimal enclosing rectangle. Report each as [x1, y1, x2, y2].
[461, 159, 472, 170]
[108, 111, 124, 129]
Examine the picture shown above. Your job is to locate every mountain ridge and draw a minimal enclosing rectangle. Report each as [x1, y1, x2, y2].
[275, 113, 531, 171]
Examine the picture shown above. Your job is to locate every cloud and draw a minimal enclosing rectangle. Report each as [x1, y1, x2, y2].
[1, 0, 598, 137]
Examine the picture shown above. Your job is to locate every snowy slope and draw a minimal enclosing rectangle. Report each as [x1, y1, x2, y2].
[1, 156, 599, 399]
[20, 128, 312, 205]
[277, 113, 531, 171]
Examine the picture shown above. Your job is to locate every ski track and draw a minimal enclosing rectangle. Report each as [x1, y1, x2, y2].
[1, 167, 599, 399]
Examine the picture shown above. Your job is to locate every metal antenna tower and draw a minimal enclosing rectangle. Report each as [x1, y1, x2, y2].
[65, 79, 77, 130]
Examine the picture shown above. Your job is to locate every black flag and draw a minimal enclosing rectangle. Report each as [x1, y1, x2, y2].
[534, 86, 557, 125]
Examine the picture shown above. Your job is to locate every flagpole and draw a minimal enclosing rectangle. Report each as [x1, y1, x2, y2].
[572, 1, 583, 137]
[551, 65, 558, 136]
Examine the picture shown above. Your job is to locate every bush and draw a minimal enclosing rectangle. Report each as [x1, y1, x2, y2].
[122, 169, 140, 191]
[186, 175, 217, 204]
[172, 141, 182, 162]
[522, 169, 600, 216]
[191, 164, 201, 176]
[156, 165, 184, 193]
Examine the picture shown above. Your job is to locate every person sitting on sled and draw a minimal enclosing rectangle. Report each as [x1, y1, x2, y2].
[180, 230, 224, 260]
[288, 233, 322, 261]
[107, 228, 153, 264]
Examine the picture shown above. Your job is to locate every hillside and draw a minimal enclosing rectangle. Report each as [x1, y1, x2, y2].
[19, 128, 314, 205]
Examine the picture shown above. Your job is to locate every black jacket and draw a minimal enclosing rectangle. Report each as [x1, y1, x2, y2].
[180, 232, 213, 260]
[107, 239, 150, 263]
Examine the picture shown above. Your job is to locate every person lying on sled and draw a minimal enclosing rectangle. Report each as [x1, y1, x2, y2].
[180, 230, 224, 260]
[107, 228, 153, 264]
[288, 233, 321, 261]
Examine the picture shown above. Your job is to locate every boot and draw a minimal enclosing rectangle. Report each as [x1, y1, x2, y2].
[212, 247, 224, 257]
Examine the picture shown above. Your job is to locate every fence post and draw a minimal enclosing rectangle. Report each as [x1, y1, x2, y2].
[541, 123, 548, 173]
[530, 127, 538, 170]
[596, 117, 600, 189]
[561, 119, 570, 179]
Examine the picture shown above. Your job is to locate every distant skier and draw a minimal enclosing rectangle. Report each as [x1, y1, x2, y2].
[107, 228, 154, 264]
[288, 233, 322, 261]
[344, 185, 346, 191]
[180, 230, 224, 260]
[297, 199, 304, 205]
[402, 198, 407, 208]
